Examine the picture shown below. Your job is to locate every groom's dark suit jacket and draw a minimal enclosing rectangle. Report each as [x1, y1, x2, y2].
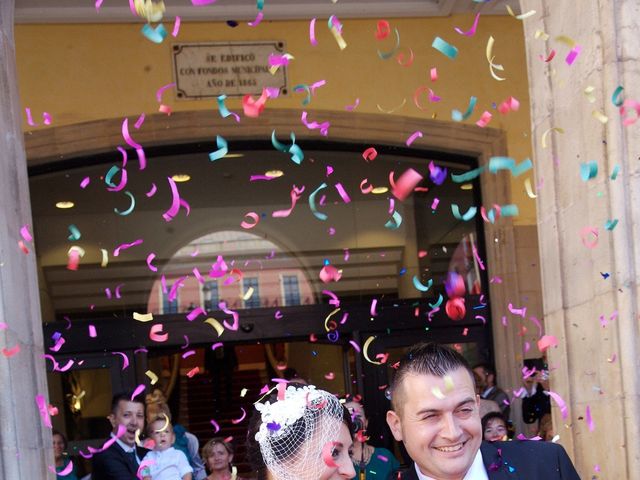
[91, 441, 149, 480]
[400, 441, 581, 479]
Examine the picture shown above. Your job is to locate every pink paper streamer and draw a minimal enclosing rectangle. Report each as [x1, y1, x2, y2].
[334, 183, 351, 203]
[36, 394, 52, 428]
[392, 168, 423, 201]
[210, 419, 221, 433]
[221, 303, 239, 330]
[231, 407, 247, 424]
[241, 212, 260, 229]
[471, 243, 485, 270]
[171, 16, 181, 37]
[20, 225, 33, 243]
[186, 307, 206, 322]
[268, 54, 291, 66]
[50, 336, 65, 352]
[309, 18, 318, 45]
[508, 303, 527, 318]
[248, 11, 264, 27]
[586, 405, 595, 431]
[565, 45, 581, 65]
[476, 111, 492, 128]
[431, 197, 440, 210]
[370, 298, 379, 317]
[168, 276, 187, 302]
[131, 384, 145, 400]
[58, 359, 74, 372]
[192, 267, 206, 284]
[345, 98, 360, 111]
[191, 0, 217, 5]
[272, 185, 305, 218]
[134, 113, 145, 130]
[301, 111, 330, 136]
[406, 131, 423, 146]
[49, 459, 74, 476]
[454, 13, 480, 36]
[95, 0, 104, 10]
[349, 340, 361, 353]
[163, 177, 189, 221]
[89, 324, 97, 338]
[113, 239, 143, 257]
[181, 335, 190, 349]
[322, 290, 341, 308]
[112, 351, 130, 370]
[80, 176, 90, 189]
[149, 324, 169, 342]
[156, 83, 176, 103]
[146, 183, 157, 197]
[182, 349, 196, 359]
[547, 390, 569, 419]
[25, 107, 37, 126]
[43, 112, 52, 125]
[430, 67, 438, 82]
[121, 118, 146, 170]
[146, 253, 158, 272]
[211, 342, 223, 351]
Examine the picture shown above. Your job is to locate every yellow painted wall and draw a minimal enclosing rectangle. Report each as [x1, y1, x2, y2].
[15, 15, 535, 223]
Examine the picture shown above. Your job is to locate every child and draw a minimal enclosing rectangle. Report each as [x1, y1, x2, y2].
[142, 416, 193, 480]
[481, 412, 509, 442]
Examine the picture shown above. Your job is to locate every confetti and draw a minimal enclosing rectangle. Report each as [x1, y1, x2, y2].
[271, 130, 304, 164]
[412, 276, 433, 292]
[580, 161, 598, 181]
[611, 86, 624, 107]
[506, 5, 536, 20]
[149, 324, 169, 342]
[432, 36, 458, 59]
[209, 135, 229, 162]
[405, 131, 423, 146]
[309, 183, 328, 220]
[377, 28, 400, 59]
[486, 36, 505, 81]
[141, 23, 168, 44]
[452, 96, 477, 122]
[580, 226, 599, 249]
[541, 126, 564, 148]
[363, 336, 381, 365]
[231, 407, 247, 424]
[620, 99, 640, 126]
[451, 204, 477, 221]
[240, 212, 260, 229]
[301, 111, 330, 136]
[454, 13, 480, 36]
[489, 157, 533, 177]
[328, 15, 347, 50]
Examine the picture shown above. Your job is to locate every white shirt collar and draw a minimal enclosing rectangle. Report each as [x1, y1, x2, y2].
[414, 449, 488, 480]
[481, 386, 495, 398]
[110, 432, 136, 453]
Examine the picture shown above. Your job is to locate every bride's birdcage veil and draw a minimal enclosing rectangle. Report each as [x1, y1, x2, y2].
[253, 385, 344, 480]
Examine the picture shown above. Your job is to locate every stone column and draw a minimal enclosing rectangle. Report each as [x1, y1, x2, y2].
[521, 0, 640, 477]
[0, 1, 52, 477]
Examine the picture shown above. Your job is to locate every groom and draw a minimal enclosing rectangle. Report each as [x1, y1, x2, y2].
[386, 342, 581, 479]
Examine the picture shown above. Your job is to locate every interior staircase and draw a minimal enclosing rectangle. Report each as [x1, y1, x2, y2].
[182, 368, 265, 478]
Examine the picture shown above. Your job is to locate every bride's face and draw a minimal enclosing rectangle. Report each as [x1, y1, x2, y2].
[319, 423, 356, 480]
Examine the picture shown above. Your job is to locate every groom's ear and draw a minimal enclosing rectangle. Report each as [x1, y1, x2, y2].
[386, 410, 404, 442]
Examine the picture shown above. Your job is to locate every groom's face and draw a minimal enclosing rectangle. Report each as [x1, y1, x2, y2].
[387, 367, 482, 480]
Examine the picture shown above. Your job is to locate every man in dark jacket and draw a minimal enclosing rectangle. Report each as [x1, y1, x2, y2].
[92, 392, 149, 480]
[386, 343, 581, 480]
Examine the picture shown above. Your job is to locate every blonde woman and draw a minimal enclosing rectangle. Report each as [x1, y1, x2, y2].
[201, 438, 247, 480]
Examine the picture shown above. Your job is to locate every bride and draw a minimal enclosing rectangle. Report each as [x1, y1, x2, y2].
[246, 385, 356, 480]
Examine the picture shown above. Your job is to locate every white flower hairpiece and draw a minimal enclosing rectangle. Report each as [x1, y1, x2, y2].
[255, 385, 320, 443]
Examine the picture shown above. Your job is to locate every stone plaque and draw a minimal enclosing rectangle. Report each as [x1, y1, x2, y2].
[172, 41, 288, 99]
